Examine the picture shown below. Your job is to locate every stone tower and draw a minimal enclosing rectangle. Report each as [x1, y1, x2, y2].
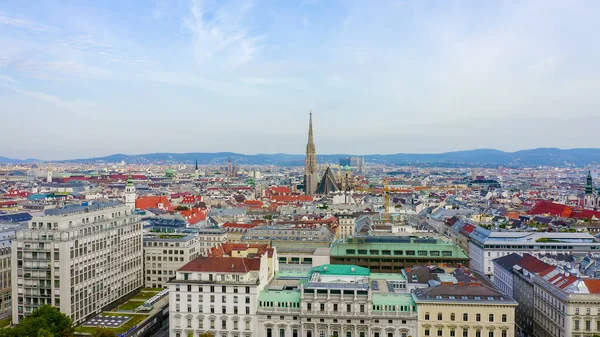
[584, 170, 598, 210]
[304, 111, 318, 195]
[125, 175, 136, 210]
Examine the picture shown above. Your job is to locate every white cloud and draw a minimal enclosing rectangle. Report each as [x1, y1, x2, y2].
[184, 0, 264, 68]
[144, 70, 266, 97]
[0, 11, 35, 28]
[1, 83, 95, 110]
[0, 74, 17, 84]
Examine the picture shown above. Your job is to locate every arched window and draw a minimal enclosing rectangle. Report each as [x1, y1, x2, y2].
[425, 312, 430, 320]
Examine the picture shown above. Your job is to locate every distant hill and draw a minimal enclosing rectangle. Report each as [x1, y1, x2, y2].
[2, 148, 600, 167]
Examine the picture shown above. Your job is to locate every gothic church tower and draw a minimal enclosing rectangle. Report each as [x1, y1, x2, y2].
[304, 111, 318, 195]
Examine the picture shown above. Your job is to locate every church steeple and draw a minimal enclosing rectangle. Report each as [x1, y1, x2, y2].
[305, 110, 318, 195]
[586, 170, 594, 195]
[195, 159, 198, 171]
[308, 110, 314, 145]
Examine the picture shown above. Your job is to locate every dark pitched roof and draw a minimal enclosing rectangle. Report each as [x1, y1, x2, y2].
[492, 253, 523, 271]
[316, 167, 340, 194]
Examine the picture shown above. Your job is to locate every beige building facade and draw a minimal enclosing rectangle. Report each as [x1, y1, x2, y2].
[143, 233, 201, 288]
[413, 284, 517, 337]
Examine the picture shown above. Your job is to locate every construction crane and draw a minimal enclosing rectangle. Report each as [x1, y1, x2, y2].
[383, 177, 390, 222]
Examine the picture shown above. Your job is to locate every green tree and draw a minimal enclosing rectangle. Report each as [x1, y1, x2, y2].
[92, 327, 116, 337]
[175, 206, 190, 211]
[0, 305, 73, 337]
[199, 332, 214, 337]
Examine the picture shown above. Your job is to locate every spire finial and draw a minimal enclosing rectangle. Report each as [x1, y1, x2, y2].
[308, 110, 314, 142]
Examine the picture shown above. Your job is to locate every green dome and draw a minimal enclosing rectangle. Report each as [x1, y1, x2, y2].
[343, 165, 352, 171]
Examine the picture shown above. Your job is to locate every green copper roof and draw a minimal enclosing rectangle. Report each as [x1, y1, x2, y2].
[586, 170, 594, 195]
[372, 293, 415, 310]
[310, 264, 370, 276]
[258, 290, 301, 306]
[330, 239, 469, 260]
[344, 165, 352, 171]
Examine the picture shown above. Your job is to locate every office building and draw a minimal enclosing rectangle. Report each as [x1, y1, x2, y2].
[330, 237, 470, 272]
[468, 229, 600, 277]
[12, 200, 143, 324]
[143, 233, 201, 288]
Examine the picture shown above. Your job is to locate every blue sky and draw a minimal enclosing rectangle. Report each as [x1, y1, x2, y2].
[1, 0, 599, 160]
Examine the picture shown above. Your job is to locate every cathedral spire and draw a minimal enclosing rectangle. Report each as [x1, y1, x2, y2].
[195, 159, 198, 171]
[305, 110, 318, 195]
[308, 110, 314, 144]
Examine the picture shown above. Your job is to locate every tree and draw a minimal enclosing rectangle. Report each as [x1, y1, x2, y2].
[92, 327, 116, 337]
[0, 305, 73, 337]
[175, 206, 190, 211]
[199, 332, 214, 337]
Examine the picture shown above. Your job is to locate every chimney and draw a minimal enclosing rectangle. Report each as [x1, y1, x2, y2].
[457, 282, 465, 286]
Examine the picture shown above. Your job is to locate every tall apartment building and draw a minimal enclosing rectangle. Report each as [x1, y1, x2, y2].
[0, 226, 18, 317]
[257, 264, 417, 337]
[12, 200, 143, 324]
[168, 243, 276, 337]
[143, 233, 201, 288]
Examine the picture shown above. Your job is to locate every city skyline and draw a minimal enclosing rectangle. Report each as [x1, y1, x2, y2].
[2, 0, 600, 159]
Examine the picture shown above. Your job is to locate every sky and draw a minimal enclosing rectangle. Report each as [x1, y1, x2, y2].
[1, 0, 600, 160]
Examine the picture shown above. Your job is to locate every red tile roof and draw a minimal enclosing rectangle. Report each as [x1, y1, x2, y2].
[583, 279, 600, 294]
[135, 196, 171, 210]
[517, 254, 554, 273]
[209, 243, 274, 258]
[528, 200, 572, 218]
[178, 256, 261, 273]
[243, 200, 263, 209]
[179, 208, 208, 224]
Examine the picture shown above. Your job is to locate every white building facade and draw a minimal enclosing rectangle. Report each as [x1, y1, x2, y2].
[143, 233, 201, 288]
[12, 200, 143, 324]
[168, 244, 275, 337]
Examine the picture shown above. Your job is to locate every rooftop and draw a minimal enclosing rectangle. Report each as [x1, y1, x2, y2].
[258, 290, 301, 305]
[413, 284, 517, 305]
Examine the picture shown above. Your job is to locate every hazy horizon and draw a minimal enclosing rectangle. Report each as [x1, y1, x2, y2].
[2, 0, 600, 159]
[3, 146, 600, 162]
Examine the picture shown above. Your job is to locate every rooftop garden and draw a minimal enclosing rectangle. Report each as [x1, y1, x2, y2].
[75, 313, 149, 335]
[536, 238, 559, 243]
